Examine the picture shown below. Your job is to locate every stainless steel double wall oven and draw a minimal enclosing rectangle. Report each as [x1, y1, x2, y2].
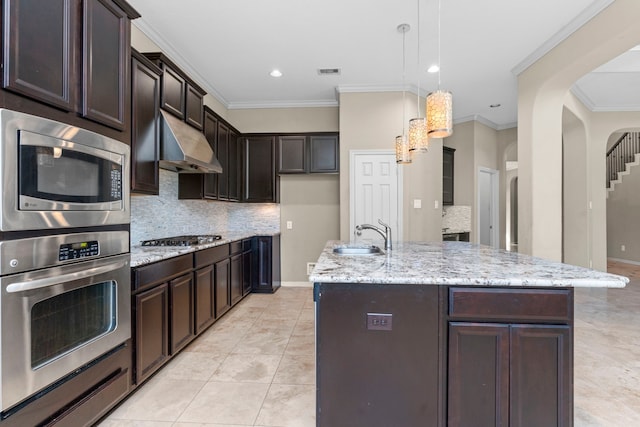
[0, 109, 131, 413]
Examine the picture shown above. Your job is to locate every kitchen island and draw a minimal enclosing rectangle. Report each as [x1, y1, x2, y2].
[309, 241, 627, 427]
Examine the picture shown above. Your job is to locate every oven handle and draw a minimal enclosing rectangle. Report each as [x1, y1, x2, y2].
[5, 259, 128, 293]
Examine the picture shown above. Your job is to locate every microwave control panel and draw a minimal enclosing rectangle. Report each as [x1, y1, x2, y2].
[59, 241, 99, 261]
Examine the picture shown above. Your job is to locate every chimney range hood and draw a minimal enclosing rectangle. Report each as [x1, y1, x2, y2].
[159, 110, 223, 173]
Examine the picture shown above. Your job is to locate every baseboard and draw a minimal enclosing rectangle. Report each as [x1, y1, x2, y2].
[281, 281, 313, 288]
[608, 257, 640, 266]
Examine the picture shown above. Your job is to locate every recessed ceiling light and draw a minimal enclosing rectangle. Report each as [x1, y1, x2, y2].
[490, 103, 501, 108]
[270, 69, 283, 77]
[427, 65, 439, 73]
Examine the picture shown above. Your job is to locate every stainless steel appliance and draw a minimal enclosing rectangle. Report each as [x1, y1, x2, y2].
[0, 230, 130, 412]
[141, 234, 222, 246]
[0, 109, 130, 232]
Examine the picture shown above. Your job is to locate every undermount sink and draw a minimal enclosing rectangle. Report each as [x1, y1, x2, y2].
[333, 245, 383, 255]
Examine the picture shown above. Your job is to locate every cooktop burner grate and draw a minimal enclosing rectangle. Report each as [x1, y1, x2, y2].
[141, 235, 222, 247]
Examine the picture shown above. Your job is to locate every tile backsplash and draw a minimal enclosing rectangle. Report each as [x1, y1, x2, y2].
[130, 169, 280, 245]
[442, 205, 471, 232]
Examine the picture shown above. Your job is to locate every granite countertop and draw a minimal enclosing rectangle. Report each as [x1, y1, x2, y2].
[130, 231, 279, 267]
[309, 240, 628, 288]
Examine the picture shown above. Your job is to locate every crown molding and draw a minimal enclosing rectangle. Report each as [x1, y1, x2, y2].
[512, 0, 615, 76]
[453, 114, 517, 131]
[227, 100, 339, 110]
[133, 20, 230, 108]
[570, 85, 596, 110]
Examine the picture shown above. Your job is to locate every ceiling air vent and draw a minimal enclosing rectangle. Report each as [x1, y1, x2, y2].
[317, 68, 341, 76]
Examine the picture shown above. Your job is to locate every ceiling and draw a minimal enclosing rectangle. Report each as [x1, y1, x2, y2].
[128, 0, 638, 130]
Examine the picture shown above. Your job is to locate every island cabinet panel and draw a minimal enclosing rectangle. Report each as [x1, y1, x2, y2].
[448, 323, 510, 427]
[315, 283, 444, 427]
[447, 287, 574, 427]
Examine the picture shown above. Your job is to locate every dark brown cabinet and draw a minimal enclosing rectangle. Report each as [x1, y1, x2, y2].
[215, 257, 231, 317]
[143, 52, 205, 130]
[217, 122, 230, 199]
[242, 239, 252, 296]
[447, 287, 573, 427]
[230, 242, 244, 305]
[1, 0, 138, 140]
[134, 284, 169, 384]
[243, 136, 277, 202]
[203, 108, 219, 199]
[131, 50, 161, 194]
[194, 265, 215, 334]
[443, 146, 455, 205]
[278, 134, 339, 174]
[228, 129, 241, 201]
[252, 234, 281, 293]
[169, 273, 195, 354]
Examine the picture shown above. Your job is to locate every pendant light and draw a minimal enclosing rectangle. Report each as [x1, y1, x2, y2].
[426, 0, 453, 139]
[396, 23, 412, 164]
[408, 0, 429, 152]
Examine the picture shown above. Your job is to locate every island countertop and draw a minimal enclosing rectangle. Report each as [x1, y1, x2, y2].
[309, 240, 628, 288]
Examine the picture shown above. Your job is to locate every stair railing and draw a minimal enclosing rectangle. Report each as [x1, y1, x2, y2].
[606, 132, 640, 189]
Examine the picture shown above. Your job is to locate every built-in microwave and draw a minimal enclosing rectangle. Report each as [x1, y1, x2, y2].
[0, 109, 130, 232]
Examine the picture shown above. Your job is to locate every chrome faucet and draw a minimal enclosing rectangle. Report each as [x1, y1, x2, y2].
[355, 219, 392, 250]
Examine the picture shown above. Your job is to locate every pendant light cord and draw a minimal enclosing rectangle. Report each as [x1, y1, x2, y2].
[416, 0, 421, 117]
[402, 25, 407, 136]
[437, 0, 442, 89]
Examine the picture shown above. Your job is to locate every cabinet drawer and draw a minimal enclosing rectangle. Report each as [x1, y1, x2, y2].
[242, 238, 252, 252]
[448, 288, 572, 323]
[195, 244, 229, 268]
[134, 254, 193, 292]
[230, 240, 242, 255]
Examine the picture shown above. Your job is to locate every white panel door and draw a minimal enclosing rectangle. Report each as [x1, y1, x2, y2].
[478, 167, 499, 247]
[350, 150, 401, 243]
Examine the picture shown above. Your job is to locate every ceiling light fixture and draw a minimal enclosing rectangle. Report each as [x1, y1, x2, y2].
[426, 0, 453, 139]
[396, 23, 412, 164]
[269, 69, 283, 77]
[427, 65, 440, 73]
[408, 0, 429, 153]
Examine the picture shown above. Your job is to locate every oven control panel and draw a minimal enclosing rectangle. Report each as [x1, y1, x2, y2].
[59, 241, 99, 261]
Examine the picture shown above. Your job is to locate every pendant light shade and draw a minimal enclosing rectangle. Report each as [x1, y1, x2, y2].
[426, 90, 453, 138]
[396, 134, 412, 164]
[408, 117, 429, 151]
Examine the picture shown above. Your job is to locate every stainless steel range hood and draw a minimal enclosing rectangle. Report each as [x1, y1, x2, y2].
[159, 110, 222, 173]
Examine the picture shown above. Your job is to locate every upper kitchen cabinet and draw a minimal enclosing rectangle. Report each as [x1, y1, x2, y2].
[278, 133, 339, 174]
[443, 146, 455, 205]
[202, 107, 219, 199]
[131, 49, 161, 195]
[143, 52, 205, 130]
[243, 135, 278, 203]
[1, 0, 139, 141]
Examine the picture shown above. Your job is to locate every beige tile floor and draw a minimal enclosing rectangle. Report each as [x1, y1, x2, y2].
[100, 263, 640, 426]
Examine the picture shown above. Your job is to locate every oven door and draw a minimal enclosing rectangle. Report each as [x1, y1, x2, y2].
[0, 253, 130, 412]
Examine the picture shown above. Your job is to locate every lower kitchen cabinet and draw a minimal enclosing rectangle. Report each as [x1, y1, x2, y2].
[194, 264, 215, 334]
[242, 239, 252, 296]
[134, 284, 169, 384]
[215, 257, 231, 317]
[447, 287, 573, 427]
[169, 273, 196, 354]
[230, 253, 243, 305]
[252, 234, 281, 293]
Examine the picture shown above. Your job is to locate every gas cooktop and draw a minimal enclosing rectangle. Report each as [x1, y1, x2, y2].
[140, 235, 222, 247]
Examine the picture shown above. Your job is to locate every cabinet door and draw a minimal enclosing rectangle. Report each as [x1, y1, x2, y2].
[244, 136, 277, 202]
[242, 248, 252, 296]
[215, 258, 231, 317]
[169, 273, 195, 354]
[131, 54, 160, 194]
[184, 84, 204, 130]
[230, 253, 243, 305]
[82, 0, 129, 130]
[134, 284, 169, 384]
[194, 265, 215, 334]
[203, 109, 219, 199]
[510, 325, 572, 427]
[160, 64, 185, 119]
[217, 123, 230, 200]
[309, 135, 339, 173]
[443, 147, 455, 205]
[228, 130, 240, 201]
[278, 135, 307, 173]
[3, 0, 76, 111]
[448, 322, 510, 427]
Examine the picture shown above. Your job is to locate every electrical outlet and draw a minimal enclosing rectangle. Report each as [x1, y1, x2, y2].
[306, 262, 316, 275]
[367, 313, 393, 331]
[413, 199, 422, 209]
[621, 245, 626, 252]
[286, 221, 293, 230]
[434, 200, 439, 209]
